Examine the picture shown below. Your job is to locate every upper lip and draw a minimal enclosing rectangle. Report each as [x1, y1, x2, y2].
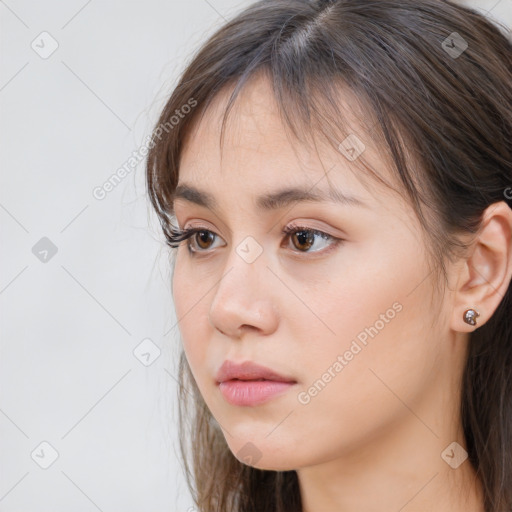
[216, 360, 297, 383]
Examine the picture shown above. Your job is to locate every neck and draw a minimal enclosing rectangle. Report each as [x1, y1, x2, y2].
[297, 387, 484, 512]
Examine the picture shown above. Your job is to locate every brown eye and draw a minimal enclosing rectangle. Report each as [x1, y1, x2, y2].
[193, 230, 216, 250]
[290, 230, 315, 251]
[282, 225, 339, 254]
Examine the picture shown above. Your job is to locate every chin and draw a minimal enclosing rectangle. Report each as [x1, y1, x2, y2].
[235, 453, 297, 471]
[224, 434, 303, 471]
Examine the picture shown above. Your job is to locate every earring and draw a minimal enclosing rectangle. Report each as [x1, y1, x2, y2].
[463, 308, 480, 326]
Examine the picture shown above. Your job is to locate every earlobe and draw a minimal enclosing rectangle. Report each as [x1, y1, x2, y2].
[450, 201, 512, 332]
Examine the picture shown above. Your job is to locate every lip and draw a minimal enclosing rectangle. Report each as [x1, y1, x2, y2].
[216, 360, 296, 383]
[216, 360, 297, 406]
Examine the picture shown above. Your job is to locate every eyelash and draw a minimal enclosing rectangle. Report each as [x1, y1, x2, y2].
[165, 223, 343, 256]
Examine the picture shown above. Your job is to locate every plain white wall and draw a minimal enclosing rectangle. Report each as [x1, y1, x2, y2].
[0, 1, 250, 511]
[0, 1, 510, 511]
[457, 0, 511, 32]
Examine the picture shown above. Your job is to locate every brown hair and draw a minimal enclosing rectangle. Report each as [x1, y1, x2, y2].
[145, 1, 512, 510]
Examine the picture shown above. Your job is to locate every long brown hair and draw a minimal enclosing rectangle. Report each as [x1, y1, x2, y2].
[145, 1, 512, 510]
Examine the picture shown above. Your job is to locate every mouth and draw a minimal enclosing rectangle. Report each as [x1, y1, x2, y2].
[226, 377, 285, 381]
[215, 360, 297, 406]
[215, 359, 296, 383]
[218, 379, 297, 407]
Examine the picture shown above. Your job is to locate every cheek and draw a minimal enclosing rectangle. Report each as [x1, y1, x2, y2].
[172, 257, 208, 368]
[282, 238, 423, 349]
[172, 251, 210, 324]
[287, 306, 441, 469]
[172, 255, 224, 398]
[285, 245, 442, 441]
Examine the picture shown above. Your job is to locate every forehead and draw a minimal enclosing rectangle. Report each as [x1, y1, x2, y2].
[178, 73, 400, 209]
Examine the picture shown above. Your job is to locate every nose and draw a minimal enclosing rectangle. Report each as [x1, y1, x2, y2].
[208, 249, 279, 339]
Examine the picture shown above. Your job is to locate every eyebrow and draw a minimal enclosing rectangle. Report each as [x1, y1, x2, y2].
[172, 183, 370, 211]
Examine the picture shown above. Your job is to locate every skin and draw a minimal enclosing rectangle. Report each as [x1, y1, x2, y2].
[171, 73, 512, 512]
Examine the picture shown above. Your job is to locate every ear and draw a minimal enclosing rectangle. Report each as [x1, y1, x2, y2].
[450, 200, 512, 332]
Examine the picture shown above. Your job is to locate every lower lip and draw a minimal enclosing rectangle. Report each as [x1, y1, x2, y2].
[218, 380, 296, 406]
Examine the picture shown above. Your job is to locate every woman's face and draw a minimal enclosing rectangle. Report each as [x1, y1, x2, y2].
[172, 75, 460, 471]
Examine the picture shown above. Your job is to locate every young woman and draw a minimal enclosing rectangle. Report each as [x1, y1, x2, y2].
[146, 1, 512, 510]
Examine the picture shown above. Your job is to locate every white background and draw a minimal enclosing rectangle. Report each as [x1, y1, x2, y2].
[0, 1, 510, 511]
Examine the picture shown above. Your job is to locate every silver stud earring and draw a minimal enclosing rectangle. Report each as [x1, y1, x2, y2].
[463, 308, 480, 326]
